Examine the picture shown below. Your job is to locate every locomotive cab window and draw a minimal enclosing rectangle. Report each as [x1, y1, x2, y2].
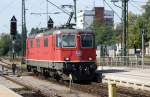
[62, 34, 76, 48]
[30, 40, 33, 48]
[44, 38, 48, 47]
[81, 34, 93, 48]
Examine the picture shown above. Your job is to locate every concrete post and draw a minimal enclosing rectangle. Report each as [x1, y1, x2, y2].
[69, 74, 73, 93]
[108, 83, 117, 97]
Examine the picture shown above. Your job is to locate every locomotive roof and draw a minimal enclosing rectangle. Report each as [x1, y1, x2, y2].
[28, 28, 94, 39]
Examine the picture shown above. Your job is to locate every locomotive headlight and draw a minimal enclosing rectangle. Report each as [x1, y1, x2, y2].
[89, 57, 92, 61]
[65, 57, 70, 61]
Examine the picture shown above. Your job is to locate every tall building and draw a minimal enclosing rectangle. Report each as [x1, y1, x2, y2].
[77, 7, 114, 29]
[104, 10, 114, 26]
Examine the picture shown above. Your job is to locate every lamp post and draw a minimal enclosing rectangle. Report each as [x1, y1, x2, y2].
[141, 28, 145, 69]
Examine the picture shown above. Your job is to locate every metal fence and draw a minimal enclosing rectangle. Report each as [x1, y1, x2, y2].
[97, 56, 150, 69]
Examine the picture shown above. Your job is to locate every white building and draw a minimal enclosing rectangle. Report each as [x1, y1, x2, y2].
[115, 43, 122, 56]
[77, 7, 114, 29]
[77, 10, 95, 29]
[146, 42, 150, 56]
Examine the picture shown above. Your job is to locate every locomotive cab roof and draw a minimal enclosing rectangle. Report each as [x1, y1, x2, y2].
[28, 28, 94, 39]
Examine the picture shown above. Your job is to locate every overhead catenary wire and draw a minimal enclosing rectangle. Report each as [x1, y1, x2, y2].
[131, 0, 147, 3]
[0, 0, 17, 15]
[47, 0, 70, 16]
[103, 0, 122, 21]
[129, 0, 144, 12]
[31, 12, 63, 15]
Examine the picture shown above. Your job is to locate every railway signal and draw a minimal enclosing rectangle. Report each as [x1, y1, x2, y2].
[47, 16, 54, 29]
[10, 16, 17, 36]
[10, 16, 17, 75]
[10, 16, 17, 59]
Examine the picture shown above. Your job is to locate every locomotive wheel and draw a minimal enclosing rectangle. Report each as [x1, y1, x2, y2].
[27, 65, 31, 72]
[94, 72, 102, 83]
[33, 67, 38, 75]
[53, 72, 61, 81]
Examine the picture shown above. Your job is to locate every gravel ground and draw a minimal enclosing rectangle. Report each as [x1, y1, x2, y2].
[5, 75, 97, 97]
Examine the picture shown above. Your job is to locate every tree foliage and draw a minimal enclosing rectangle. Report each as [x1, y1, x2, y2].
[0, 33, 10, 56]
[143, 0, 150, 41]
[128, 12, 142, 48]
[92, 22, 116, 46]
[0, 33, 22, 56]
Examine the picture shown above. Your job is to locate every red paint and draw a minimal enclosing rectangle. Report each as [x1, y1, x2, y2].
[26, 30, 96, 62]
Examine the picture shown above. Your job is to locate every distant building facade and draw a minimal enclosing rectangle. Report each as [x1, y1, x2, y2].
[77, 7, 114, 29]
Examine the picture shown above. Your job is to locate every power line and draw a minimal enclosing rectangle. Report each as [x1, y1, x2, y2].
[129, 2, 143, 12]
[47, 0, 70, 16]
[103, 0, 122, 20]
[0, 0, 20, 15]
[31, 12, 62, 15]
[131, 0, 147, 3]
[0, 0, 16, 14]
[129, 0, 144, 12]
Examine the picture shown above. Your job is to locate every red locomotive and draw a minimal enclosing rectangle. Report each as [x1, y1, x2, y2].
[25, 28, 97, 80]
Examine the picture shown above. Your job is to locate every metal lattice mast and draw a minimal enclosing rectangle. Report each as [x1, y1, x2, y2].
[22, 0, 27, 60]
[122, 0, 129, 63]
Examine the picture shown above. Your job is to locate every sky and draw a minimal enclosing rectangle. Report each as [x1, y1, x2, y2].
[0, 0, 148, 34]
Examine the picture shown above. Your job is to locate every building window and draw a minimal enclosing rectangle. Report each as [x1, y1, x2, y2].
[36, 39, 40, 48]
[30, 40, 33, 48]
[44, 38, 48, 47]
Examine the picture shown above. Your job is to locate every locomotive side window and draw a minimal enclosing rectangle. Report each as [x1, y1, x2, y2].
[62, 34, 75, 48]
[44, 38, 48, 47]
[81, 35, 93, 48]
[36, 39, 40, 48]
[30, 40, 33, 48]
[56, 34, 62, 48]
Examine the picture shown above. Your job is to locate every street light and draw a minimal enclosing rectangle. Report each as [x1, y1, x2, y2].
[141, 28, 145, 69]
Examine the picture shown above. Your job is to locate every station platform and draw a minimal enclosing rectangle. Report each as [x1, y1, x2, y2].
[97, 66, 150, 91]
[0, 83, 22, 97]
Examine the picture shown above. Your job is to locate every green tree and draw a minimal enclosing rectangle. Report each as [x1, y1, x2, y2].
[0, 33, 11, 56]
[143, 0, 150, 42]
[128, 12, 142, 48]
[92, 22, 115, 45]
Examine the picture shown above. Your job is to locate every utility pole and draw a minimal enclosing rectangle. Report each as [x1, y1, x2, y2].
[73, 0, 77, 23]
[141, 27, 145, 69]
[21, 0, 27, 63]
[122, 0, 129, 65]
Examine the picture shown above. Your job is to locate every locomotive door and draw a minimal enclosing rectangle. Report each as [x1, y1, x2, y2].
[54, 33, 62, 61]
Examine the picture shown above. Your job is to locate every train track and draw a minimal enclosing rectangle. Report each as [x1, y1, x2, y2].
[1, 58, 150, 97]
[0, 58, 46, 97]
[0, 72, 44, 96]
[43, 76, 150, 97]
